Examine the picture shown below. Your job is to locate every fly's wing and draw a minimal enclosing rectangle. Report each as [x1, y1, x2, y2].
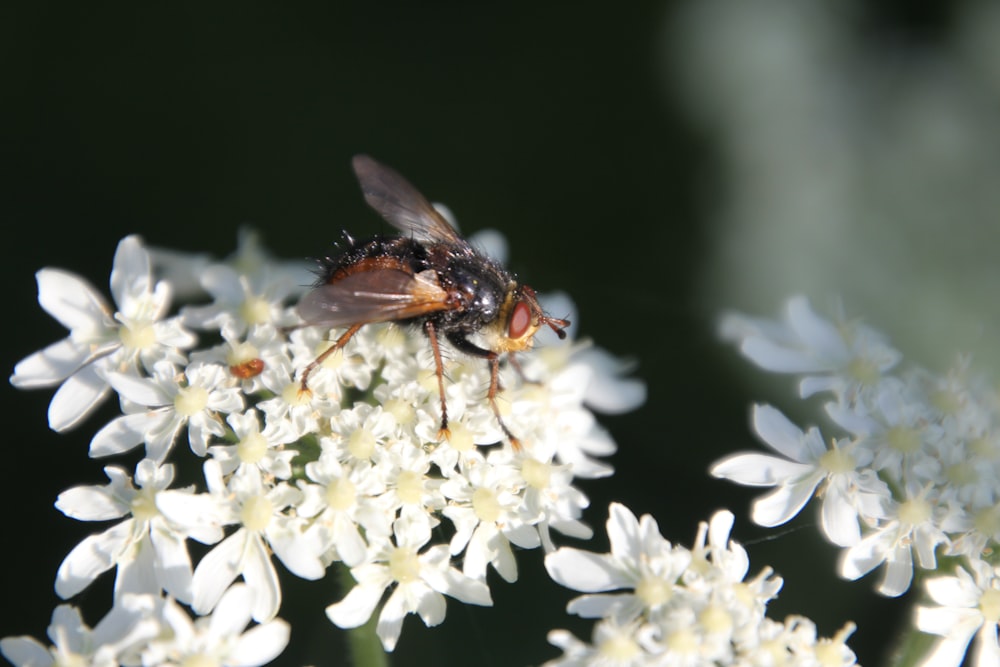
[297, 268, 451, 327]
[352, 154, 464, 245]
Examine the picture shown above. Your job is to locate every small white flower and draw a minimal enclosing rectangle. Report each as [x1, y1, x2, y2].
[208, 409, 297, 479]
[440, 450, 535, 583]
[546, 503, 690, 624]
[158, 461, 324, 622]
[0, 597, 160, 667]
[298, 451, 391, 567]
[10, 235, 195, 431]
[720, 295, 901, 396]
[915, 559, 1000, 667]
[90, 361, 244, 461]
[326, 517, 492, 651]
[54, 460, 211, 604]
[138, 585, 290, 667]
[711, 404, 889, 547]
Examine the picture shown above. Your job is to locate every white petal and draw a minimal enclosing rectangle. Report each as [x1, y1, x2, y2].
[192, 532, 245, 615]
[150, 526, 194, 603]
[752, 404, 812, 461]
[242, 537, 282, 622]
[10, 339, 92, 388]
[48, 365, 111, 432]
[228, 619, 291, 667]
[751, 477, 819, 527]
[926, 574, 980, 608]
[0, 636, 53, 667]
[710, 452, 813, 486]
[565, 593, 626, 619]
[545, 548, 628, 592]
[110, 236, 152, 312]
[55, 522, 132, 598]
[56, 484, 126, 521]
[411, 584, 447, 627]
[740, 337, 822, 372]
[606, 503, 640, 560]
[209, 584, 254, 637]
[326, 581, 387, 629]
[974, 625, 1000, 667]
[375, 589, 408, 651]
[90, 411, 170, 458]
[266, 524, 325, 580]
[820, 490, 861, 547]
[839, 533, 885, 581]
[36, 268, 110, 333]
[877, 547, 913, 597]
[106, 372, 169, 407]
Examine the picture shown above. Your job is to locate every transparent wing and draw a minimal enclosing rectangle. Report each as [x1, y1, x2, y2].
[297, 268, 451, 326]
[352, 154, 464, 244]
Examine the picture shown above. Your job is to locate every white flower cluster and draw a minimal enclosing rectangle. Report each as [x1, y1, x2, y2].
[715, 296, 1000, 667]
[543, 503, 858, 666]
[5, 231, 645, 663]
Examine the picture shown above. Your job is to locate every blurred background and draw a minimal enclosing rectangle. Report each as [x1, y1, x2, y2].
[4, 1, 998, 665]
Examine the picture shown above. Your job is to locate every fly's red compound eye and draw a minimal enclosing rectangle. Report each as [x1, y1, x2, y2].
[508, 300, 532, 339]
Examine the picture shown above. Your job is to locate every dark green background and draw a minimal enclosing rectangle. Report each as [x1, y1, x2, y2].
[4, 2, 955, 665]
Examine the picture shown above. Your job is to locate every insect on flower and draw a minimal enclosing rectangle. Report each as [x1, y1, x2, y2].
[297, 155, 569, 449]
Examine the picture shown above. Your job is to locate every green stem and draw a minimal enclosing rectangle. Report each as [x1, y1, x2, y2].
[338, 564, 390, 667]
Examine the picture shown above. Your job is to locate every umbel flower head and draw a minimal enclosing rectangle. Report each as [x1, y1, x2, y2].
[714, 296, 1000, 666]
[543, 503, 859, 666]
[6, 232, 645, 662]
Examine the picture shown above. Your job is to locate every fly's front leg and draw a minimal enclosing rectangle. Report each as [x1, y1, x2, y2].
[446, 331, 522, 450]
[299, 323, 364, 394]
[424, 320, 451, 442]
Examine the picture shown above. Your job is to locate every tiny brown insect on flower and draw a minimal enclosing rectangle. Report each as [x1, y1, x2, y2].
[297, 155, 568, 449]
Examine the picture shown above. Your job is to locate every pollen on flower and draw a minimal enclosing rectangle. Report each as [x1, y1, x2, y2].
[699, 604, 733, 634]
[969, 435, 1000, 460]
[846, 357, 880, 386]
[383, 398, 416, 426]
[119, 321, 156, 351]
[347, 428, 376, 459]
[472, 487, 501, 523]
[395, 470, 424, 505]
[325, 478, 357, 511]
[597, 633, 641, 660]
[241, 494, 274, 531]
[973, 506, 1000, 538]
[175, 386, 209, 417]
[181, 654, 219, 667]
[130, 488, 159, 522]
[445, 421, 474, 452]
[635, 575, 672, 608]
[945, 460, 977, 486]
[281, 383, 311, 407]
[521, 458, 552, 490]
[388, 546, 420, 584]
[819, 445, 854, 475]
[886, 425, 921, 454]
[665, 627, 698, 654]
[239, 295, 271, 326]
[979, 588, 1000, 624]
[898, 497, 931, 526]
[237, 431, 268, 464]
[930, 388, 962, 416]
[417, 368, 439, 393]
